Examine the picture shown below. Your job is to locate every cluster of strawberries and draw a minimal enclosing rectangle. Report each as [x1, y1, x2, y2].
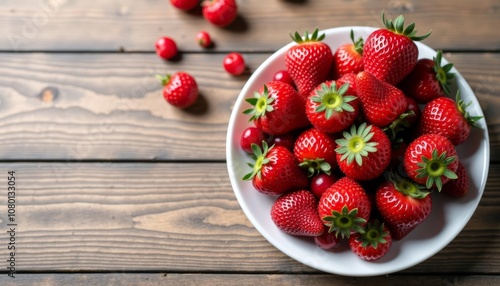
[156, 0, 245, 108]
[239, 13, 482, 261]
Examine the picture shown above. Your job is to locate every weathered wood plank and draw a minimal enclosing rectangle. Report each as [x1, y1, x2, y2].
[0, 273, 498, 286]
[0, 0, 498, 52]
[0, 162, 497, 273]
[0, 52, 497, 161]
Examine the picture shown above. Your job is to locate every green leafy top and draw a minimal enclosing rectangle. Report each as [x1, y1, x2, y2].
[243, 85, 275, 121]
[416, 149, 457, 191]
[350, 29, 364, 55]
[335, 123, 379, 166]
[290, 28, 325, 44]
[355, 220, 389, 249]
[387, 172, 430, 199]
[381, 11, 431, 41]
[242, 141, 272, 181]
[311, 82, 357, 120]
[433, 50, 455, 95]
[455, 90, 483, 127]
[322, 205, 366, 239]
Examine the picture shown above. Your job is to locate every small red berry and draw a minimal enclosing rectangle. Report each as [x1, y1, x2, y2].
[314, 226, 340, 250]
[170, 0, 199, 10]
[157, 72, 198, 108]
[196, 31, 212, 48]
[310, 173, 337, 199]
[269, 133, 296, 151]
[202, 0, 238, 27]
[223, 52, 245, 75]
[155, 37, 178, 60]
[273, 70, 295, 87]
[240, 127, 266, 154]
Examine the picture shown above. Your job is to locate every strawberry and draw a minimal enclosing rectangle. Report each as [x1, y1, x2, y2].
[318, 177, 371, 238]
[202, 0, 238, 27]
[418, 92, 483, 145]
[375, 173, 432, 240]
[335, 123, 391, 181]
[331, 30, 364, 79]
[355, 71, 408, 128]
[363, 12, 431, 85]
[441, 161, 469, 198]
[243, 81, 310, 135]
[271, 190, 324, 236]
[336, 73, 358, 93]
[294, 128, 338, 177]
[286, 29, 333, 99]
[399, 50, 455, 103]
[306, 81, 360, 134]
[243, 141, 308, 196]
[170, 0, 199, 10]
[404, 134, 458, 191]
[157, 72, 199, 108]
[349, 219, 392, 261]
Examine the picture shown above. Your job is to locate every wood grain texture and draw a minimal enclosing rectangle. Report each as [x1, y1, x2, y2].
[0, 0, 498, 52]
[0, 274, 498, 286]
[0, 162, 497, 273]
[0, 52, 497, 161]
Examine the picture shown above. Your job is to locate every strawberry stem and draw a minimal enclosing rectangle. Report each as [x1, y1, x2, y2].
[455, 90, 483, 127]
[381, 11, 431, 41]
[357, 220, 389, 248]
[242, 141, 272, 181]
[416, 149, 458, 191]
[156, 74, 172, 86]
[290, 28, 326, 43]
[311, 82, 356, 120]
[335, 123, 379, 166]
[299, 158, 331, 177]
[243, 85, 275, 121]
[433, 50, 455, 95]
[322, 205, 366, 239]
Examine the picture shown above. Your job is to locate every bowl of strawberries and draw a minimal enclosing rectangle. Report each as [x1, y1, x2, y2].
[226, 14, 489, 276]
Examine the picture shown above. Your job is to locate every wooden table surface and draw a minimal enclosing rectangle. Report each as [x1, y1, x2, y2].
[0, 0, 498, 285]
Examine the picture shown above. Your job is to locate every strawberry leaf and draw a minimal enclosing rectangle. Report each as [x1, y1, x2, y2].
[335, 123, 379, 166]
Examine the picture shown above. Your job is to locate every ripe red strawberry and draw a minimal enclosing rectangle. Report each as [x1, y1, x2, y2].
[286, 29, 333, 99]
[398, 50, 455, 103]
[404, 134, 458, 191]
[418, 92, 483, 145]
[318, 177, 371, 238]
[243, 141, 308, 196]
[202, 0, 238, 27]
[375, 173, 432, 240]
[271, 190, 324, 236]
[349, 220, 392, 261]
[336, 73, 358, 93]
[243, 81, 310, 135]
[441, 161, 469, 197]
[335, 123, 391, 181]
[363, 13, 431, 85]
[157, 72, 198, 108]
[306, 81, 360, 133]
[294, 128, 338, 177]
[331, 30, 364, 79]
[356, 71, 408, 128]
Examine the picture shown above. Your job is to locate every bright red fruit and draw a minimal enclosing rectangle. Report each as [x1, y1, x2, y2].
[273, 70, 295, 87]
[355, 71, 408, 128]
[223, 52, 246, 75]
[155, 37, 178, 60]
[441, 161, 469, 198]
[243, 142, 308, 196]
[240, 127, 266, 154]
[294, 128, 338, 177]
[310, 173, 337, 199]
[375, 173, 432, 240]
[315, 225, 340, 249]
[271, 190, 324, 236]
[306, 81, 360, 133]
[286, 29, 333, 100]
[202, 0, 238, 27]
[318, 177, 371, 238]
[196, 31, 212, 48]
[418, 92, 483, 145]
[331, 30, 364, 79]
[157, 72, 198, 108]
[335, 123, 391, 181]
[269, 132, 296, 151]
[243, 81, 310, 135]
[404, 134, 458, 191]
[399, 50, 455, 103]
[363, 13, 431, 85]
[170, 0, 199, 10]
[349, 220, 392, 261]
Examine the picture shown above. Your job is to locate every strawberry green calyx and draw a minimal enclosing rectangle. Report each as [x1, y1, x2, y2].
[312, 82, 356, 120]
[323, 205, 366, 239]
[299, 158, 331, 177]
[388, 172, 429, 198]
[156, 74, 172, 86]
[433, 50, 455, 95]
[242, 141, 272, 181]
[381, 11, 431, 41]
[356, 220, 389, 249]
[455, 90, 484, 127]
[383, 110, 415, 142]
[335, 123, 379, 166]
[243, 85, 275, 121]
[416, 149, 458, 191]
[290, 28, 325, 44]
[350, 29, 364, 55]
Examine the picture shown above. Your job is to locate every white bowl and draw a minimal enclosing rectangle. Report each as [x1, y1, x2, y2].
[226, 26, 490, 276]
